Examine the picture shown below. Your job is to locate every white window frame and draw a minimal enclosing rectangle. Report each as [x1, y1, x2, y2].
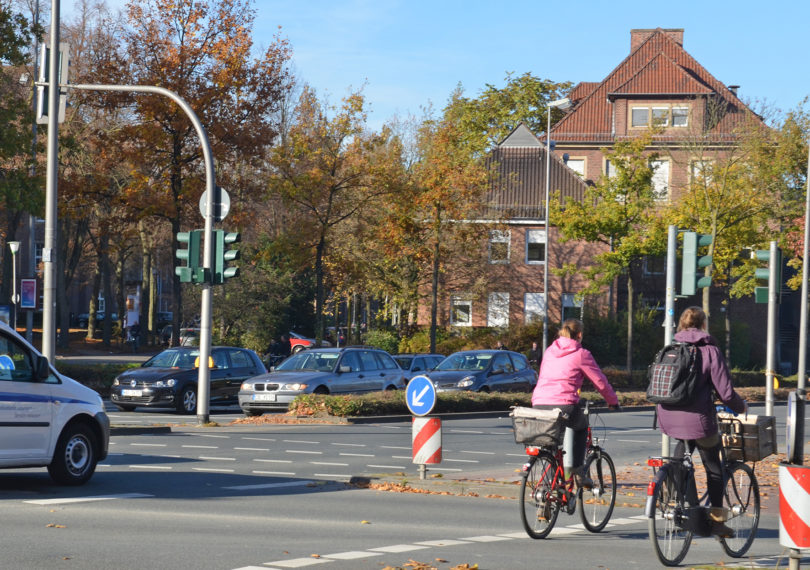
[488, 230, 510, 265]
[524, 292, 545, 324]
[526, 229, 547, 265]
[650, 159, 670, 201]
[450, 296, 472, 327]
[566, 158, 586, 178]
[561, 293, 582, 321]
[487, 292, 510, 327]
[631, 107, 649, 128]
[672, 106, 689, 127]
[651, 107, 669, 127]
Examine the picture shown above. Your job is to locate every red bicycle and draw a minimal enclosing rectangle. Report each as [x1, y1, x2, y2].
[515, 403, 617, 539]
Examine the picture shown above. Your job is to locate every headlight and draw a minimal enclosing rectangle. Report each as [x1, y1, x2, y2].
[457, 376, 476, 388]
[240, 382, 252, 391]
[112, 378, 120, 386]
[281, 383, 308, 391]
[154, 379, 177, 388]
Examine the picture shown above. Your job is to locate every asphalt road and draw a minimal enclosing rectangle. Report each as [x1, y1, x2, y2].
[1, 405, 806, 569]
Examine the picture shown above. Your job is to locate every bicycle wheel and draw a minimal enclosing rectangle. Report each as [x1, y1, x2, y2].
[519, 450, 560, 539]
[578, 449, 617, 532]
[648, 466, 693, 566]
[720, 462, 760, 557]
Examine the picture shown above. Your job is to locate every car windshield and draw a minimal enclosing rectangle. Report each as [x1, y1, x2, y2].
[143, 349, 200, 369]
[434, 353, 492, 371]
[275, 351, 338, 372]
[394, 356, 413, 369]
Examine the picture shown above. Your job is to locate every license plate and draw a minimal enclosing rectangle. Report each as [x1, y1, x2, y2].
[122, 389, 142, 397]
[252, 393, 276, 402]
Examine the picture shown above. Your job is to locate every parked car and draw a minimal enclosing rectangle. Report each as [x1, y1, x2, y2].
[110, 346, 266, 414]
[0, 321, 109, 485]
[76, 311, 118, 328]
[239, 346, 405, 416]
[289, 331, 332, 353]
[393, 353, 444, 383]
[425, 350, 536, 393]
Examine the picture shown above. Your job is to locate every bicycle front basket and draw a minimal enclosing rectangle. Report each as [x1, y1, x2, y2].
[510, 407, 566, 447]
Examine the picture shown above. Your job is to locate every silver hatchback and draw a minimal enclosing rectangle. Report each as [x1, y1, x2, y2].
[238, 347, 406, 415]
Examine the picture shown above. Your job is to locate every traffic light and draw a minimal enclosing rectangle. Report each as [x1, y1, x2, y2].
[681, 231, 713, 296]
[176, 230, 205, 284]
[213, 230, 240, 284]
[754, 245, 782, 304]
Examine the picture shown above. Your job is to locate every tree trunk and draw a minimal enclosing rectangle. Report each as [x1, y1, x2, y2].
[139, 221, 152, 344]
[314, 234, 326, 343]
[429, 220, 441, 354]
[101, 234, 113, 347]
[626, 274, 633, 373]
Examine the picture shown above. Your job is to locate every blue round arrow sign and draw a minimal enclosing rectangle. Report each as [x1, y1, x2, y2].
[406, 375, 436, 416]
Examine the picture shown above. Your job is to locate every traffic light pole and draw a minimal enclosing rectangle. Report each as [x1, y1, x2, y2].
[662, 225, 678, 456]
[67, 82, 216, 425]
[765, 240, 778, 417]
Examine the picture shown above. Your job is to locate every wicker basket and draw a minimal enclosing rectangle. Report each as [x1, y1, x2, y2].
[718, 412, 777, 462]
[510, 407, 566, 447]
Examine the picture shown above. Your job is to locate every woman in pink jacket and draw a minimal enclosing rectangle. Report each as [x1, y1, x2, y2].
[531, 319, 620, 488]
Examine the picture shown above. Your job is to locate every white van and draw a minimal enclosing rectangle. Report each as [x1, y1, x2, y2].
[0, 322, 109, 485]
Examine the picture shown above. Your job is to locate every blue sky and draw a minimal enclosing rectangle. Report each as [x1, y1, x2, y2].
[65, 0, 809, 130]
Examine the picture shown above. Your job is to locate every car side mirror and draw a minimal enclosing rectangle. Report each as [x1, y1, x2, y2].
[339, 365, 352, 373]
[490, 368, 504, 376]
[34, 355, 50, 381]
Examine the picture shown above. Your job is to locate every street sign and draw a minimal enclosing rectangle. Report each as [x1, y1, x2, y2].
[406, 375, 436, 416]
[199, 186, 231, 222]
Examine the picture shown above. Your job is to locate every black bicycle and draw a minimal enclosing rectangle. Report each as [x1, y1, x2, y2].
[645, 411, 760, 566]
[516, 402, 617, 539]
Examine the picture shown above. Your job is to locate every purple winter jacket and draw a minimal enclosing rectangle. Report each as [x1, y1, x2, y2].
[657, 328, 746, 440]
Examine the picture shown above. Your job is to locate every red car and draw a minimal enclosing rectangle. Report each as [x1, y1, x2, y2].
[289, 331, 332, 353]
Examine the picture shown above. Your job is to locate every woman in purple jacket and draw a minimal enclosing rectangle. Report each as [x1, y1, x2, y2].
[531, 319, 620, 488]
[658, 306, 747, 538]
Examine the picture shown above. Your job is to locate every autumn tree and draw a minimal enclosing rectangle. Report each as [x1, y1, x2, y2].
[552, 131, 666, 372]
[266, 87, 402, 341]
[93, 0, 292, 344]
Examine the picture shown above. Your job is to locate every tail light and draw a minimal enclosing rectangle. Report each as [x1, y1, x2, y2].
[525, 446, 540, 456]
[647, 458, 664, 467]
[647, 481, 657, 496]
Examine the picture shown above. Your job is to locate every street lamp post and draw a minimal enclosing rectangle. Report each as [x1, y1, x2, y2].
[543, 97, 572, 351]
[8, 241, 19, 330]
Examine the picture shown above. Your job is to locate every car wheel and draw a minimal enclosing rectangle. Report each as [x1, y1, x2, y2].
[115, 404, 136, 412]
[478, 386, 491, 393]
[176, 386, 197, 414]
[313, 386, 329, 395]
[47, 423, 98, 486]
[385, 384, 397, 391]
[243, 409, 263, 417]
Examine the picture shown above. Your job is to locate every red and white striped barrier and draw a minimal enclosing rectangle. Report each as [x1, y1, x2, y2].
[779, 463, 810, 549]
[412, 417, 441, 464]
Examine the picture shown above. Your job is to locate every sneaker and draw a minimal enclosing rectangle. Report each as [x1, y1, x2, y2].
[572, 466, 594, 490]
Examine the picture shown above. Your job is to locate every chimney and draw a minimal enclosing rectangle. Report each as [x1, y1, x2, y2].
[728, 85, 740, 96]
[631, 28, 685, 52]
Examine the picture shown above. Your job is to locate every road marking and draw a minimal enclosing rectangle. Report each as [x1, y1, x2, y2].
[497, 532, 531, 539]
[182, 445, 219, 449]
[366, 464, 406, 469]
[262, 557, 330, 567]
[254, 459, 293, 463]
[414, 539, 470, 547]
[610, 517, 643, 525]
[428, 467, 463, 472]
[391, 455, 411, 460]
[283, 439, 319, 444]
[130, 465, 172, 470]
[368, 544, 430, 553]
[339, 453, 374, 457]
[331, 442, 366, 447]
[449, 429, 483, 434]
[324, 551, 382, 560]
[381, 445, 410, 450]
[443, 458, 480, 463]
[242, 437, 277, 442]
[192, 467, 235, 473]
[286, 450, 322, 455]
[461, 535, 512, 542]
[195, 434, 230, 439]
[310, 462, 349, 466]
[131, 443, 167, 447]
[199, 456, 236, 461]
[25, 493, 153, 505]
[251, 470, 295, 476]
[616, 439, 648, 443]
[234, 447, 270, 452]
[313, 473, 352, 479]
[459, 450, 495, 455]
[223, 481, 314, 491]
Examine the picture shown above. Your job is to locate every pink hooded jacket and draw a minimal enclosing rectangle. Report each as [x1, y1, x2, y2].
[531, 337, 619, 407]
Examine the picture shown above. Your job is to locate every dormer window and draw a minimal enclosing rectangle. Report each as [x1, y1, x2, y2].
[630, 105, 689, 128]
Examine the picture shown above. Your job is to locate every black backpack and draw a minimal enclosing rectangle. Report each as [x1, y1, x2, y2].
[646, 341, 702, 406]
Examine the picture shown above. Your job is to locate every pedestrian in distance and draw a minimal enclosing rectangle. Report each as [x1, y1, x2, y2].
[279, 333, 292, 357]
[495, 339, 508, 351]
[655, 306, 747, 538]
[531, 318, 620, 488]
[527, 340, 542, 370]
